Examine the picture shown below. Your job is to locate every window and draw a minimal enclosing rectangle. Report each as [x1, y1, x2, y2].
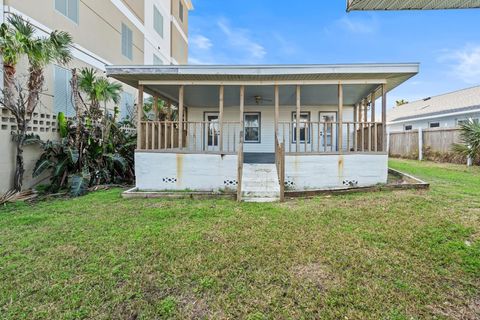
[179, 0, 184, 22]
[153, 6, 164, 37]
[120, 92, 134, 121]
[54, 65, 75, 117]
[121, 23, 133, 60]
[458, 118, 479, 125]
[244, 113, 261, 143]
[429, 122, 440, 128]
[153, 54, 163, 65]
[292, 112, 311, 143]
[55, 0, 79, 23]
[404, 125, 413, 131]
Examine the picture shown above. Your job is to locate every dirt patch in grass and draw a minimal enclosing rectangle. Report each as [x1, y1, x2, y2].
[291, 262, 340, 291]
[430, 296, 480, 320]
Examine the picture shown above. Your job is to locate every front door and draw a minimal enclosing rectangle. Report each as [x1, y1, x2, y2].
[320, 112, 337, 151]
[204, 112, 220, 151]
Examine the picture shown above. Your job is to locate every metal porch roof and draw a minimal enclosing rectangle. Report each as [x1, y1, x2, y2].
[106, 64, 419, 105]
[347, 0, 480, 11]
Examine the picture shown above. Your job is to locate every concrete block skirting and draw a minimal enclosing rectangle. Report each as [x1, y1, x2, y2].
[135, 152, 239, 191]
[285, 154, 388, 191]
[135, 152, 389, 192]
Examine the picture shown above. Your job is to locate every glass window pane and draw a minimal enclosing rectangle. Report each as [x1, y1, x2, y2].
[154, 6, 163, 37]
[55, 0, 67, 16]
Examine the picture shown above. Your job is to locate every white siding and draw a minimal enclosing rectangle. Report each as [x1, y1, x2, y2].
[388, 111, 480, 132]
[187, 105, 355, 153]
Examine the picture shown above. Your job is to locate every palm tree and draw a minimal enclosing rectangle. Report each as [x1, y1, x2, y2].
[78, 68, 122, 121]
[77, 68, 122, 151]
[0, 14, 73, 191]
[453, 120, 480, 164]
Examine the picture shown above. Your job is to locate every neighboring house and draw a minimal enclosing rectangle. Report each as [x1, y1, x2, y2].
[347, 0, 480, 11]
[0, 0, 193, 194]
[387, 86, 480, 132]
[107, 63, 419, 202]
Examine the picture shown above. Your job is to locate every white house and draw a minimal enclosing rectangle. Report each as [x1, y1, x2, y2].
[107, 64, 419, 202]
[388, 86, 480, 132]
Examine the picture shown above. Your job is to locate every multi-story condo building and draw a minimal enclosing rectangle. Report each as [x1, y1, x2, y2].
[0, 0, 192, 193]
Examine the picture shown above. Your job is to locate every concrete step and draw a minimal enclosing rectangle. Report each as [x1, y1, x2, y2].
[240, 163, 281, 202]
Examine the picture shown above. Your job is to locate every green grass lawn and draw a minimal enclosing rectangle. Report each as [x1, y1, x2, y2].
[1, 159, 479, 319]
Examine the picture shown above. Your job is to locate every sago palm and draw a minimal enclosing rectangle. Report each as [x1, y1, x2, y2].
[453, 120, 480, 162]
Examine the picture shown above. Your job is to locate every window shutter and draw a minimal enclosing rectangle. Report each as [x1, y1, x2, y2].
[120, 92, 133, 121]
[54, 66, 75, 117]
[67, 0, 79, 23]
[55, 0, 67, 15]
[54, 66, 67, 115]
[122, 23, 133, 60]
[154, 6, 164, 37]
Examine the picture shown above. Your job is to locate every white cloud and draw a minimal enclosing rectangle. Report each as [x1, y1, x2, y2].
[191, 35, 212, 50]
[336, 16, 378, 34]
[217, 18, 266, 61]
[439, 44, 480, 84]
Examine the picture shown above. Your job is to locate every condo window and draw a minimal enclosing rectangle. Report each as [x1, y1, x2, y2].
[244, 113, 261, 143]
[292, 112, 311, 143]
[153, 6, 164, 38]
[179, 1, 184, 22]
[429, 122, 440, 128]
[121, 23, 133, 60]
[54, 65, 75, 117]
[153, 54, 163, 65]
[55, 0, 79, 23]
[404, 125, 413, 131]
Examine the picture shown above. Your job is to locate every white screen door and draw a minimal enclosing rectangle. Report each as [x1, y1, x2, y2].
[204, 112, 219, 151]
[320, 112, 337, 151]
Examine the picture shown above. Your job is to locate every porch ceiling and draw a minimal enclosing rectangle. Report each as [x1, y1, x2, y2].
[144, 84, 380, 108]
[106, 64, 419, 106]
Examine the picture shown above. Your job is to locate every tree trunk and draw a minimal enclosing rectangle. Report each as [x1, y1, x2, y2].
[27, 66, 44, 116]
[3, 63, 16, 109]
[13, 124, 26, 192]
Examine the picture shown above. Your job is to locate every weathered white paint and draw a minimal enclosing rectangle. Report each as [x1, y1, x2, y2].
[285, 154, 388, 190]
[135, 152, 238, 191]
[242, 163, 280, 202]
[135, 152, 388, 192]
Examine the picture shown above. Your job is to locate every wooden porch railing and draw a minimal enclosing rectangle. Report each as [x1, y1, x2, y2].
[278, 121, 385, 154]
[236, 131, 244, 202]
[138, 121, 241, 154]
[275, 135, 285, 202]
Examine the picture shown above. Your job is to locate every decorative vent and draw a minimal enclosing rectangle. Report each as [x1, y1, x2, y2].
[284, 180, 295, 188]
[343, 180, 358, 187]
[224, 179, 238, 186]
[0, 108, 58, 133]
[162, 177, 177, 183]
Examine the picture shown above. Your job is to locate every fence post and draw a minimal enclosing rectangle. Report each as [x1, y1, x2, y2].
[418, 128, 423, 161]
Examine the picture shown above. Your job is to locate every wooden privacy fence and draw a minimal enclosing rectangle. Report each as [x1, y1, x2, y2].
[389, 127, 467, 164]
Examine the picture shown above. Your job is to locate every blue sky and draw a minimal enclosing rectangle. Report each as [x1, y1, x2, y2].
[188, 1, 480, 108]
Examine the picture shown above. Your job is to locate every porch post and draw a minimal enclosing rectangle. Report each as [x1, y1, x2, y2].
[274, 85, 279, 138]
[382, 84, 387, 152]
[240, 85, 245, 128]
[137, 85, 144, 149]
[370, 92, 376, 123]
[353, 103, 358, 151]
[338, 83, 343, 153]
[178, 85, 184, 149]
[296, 85, 301, 152]
[219, 85, 224, 152]
[153, 96, 159, 120]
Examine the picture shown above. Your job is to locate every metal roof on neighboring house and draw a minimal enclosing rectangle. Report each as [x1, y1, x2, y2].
[347, 0, 480, 11]
[388, 86, 480, 123]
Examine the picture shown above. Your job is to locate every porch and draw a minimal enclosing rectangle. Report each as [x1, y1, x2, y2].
[106, 64, 419, 201]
